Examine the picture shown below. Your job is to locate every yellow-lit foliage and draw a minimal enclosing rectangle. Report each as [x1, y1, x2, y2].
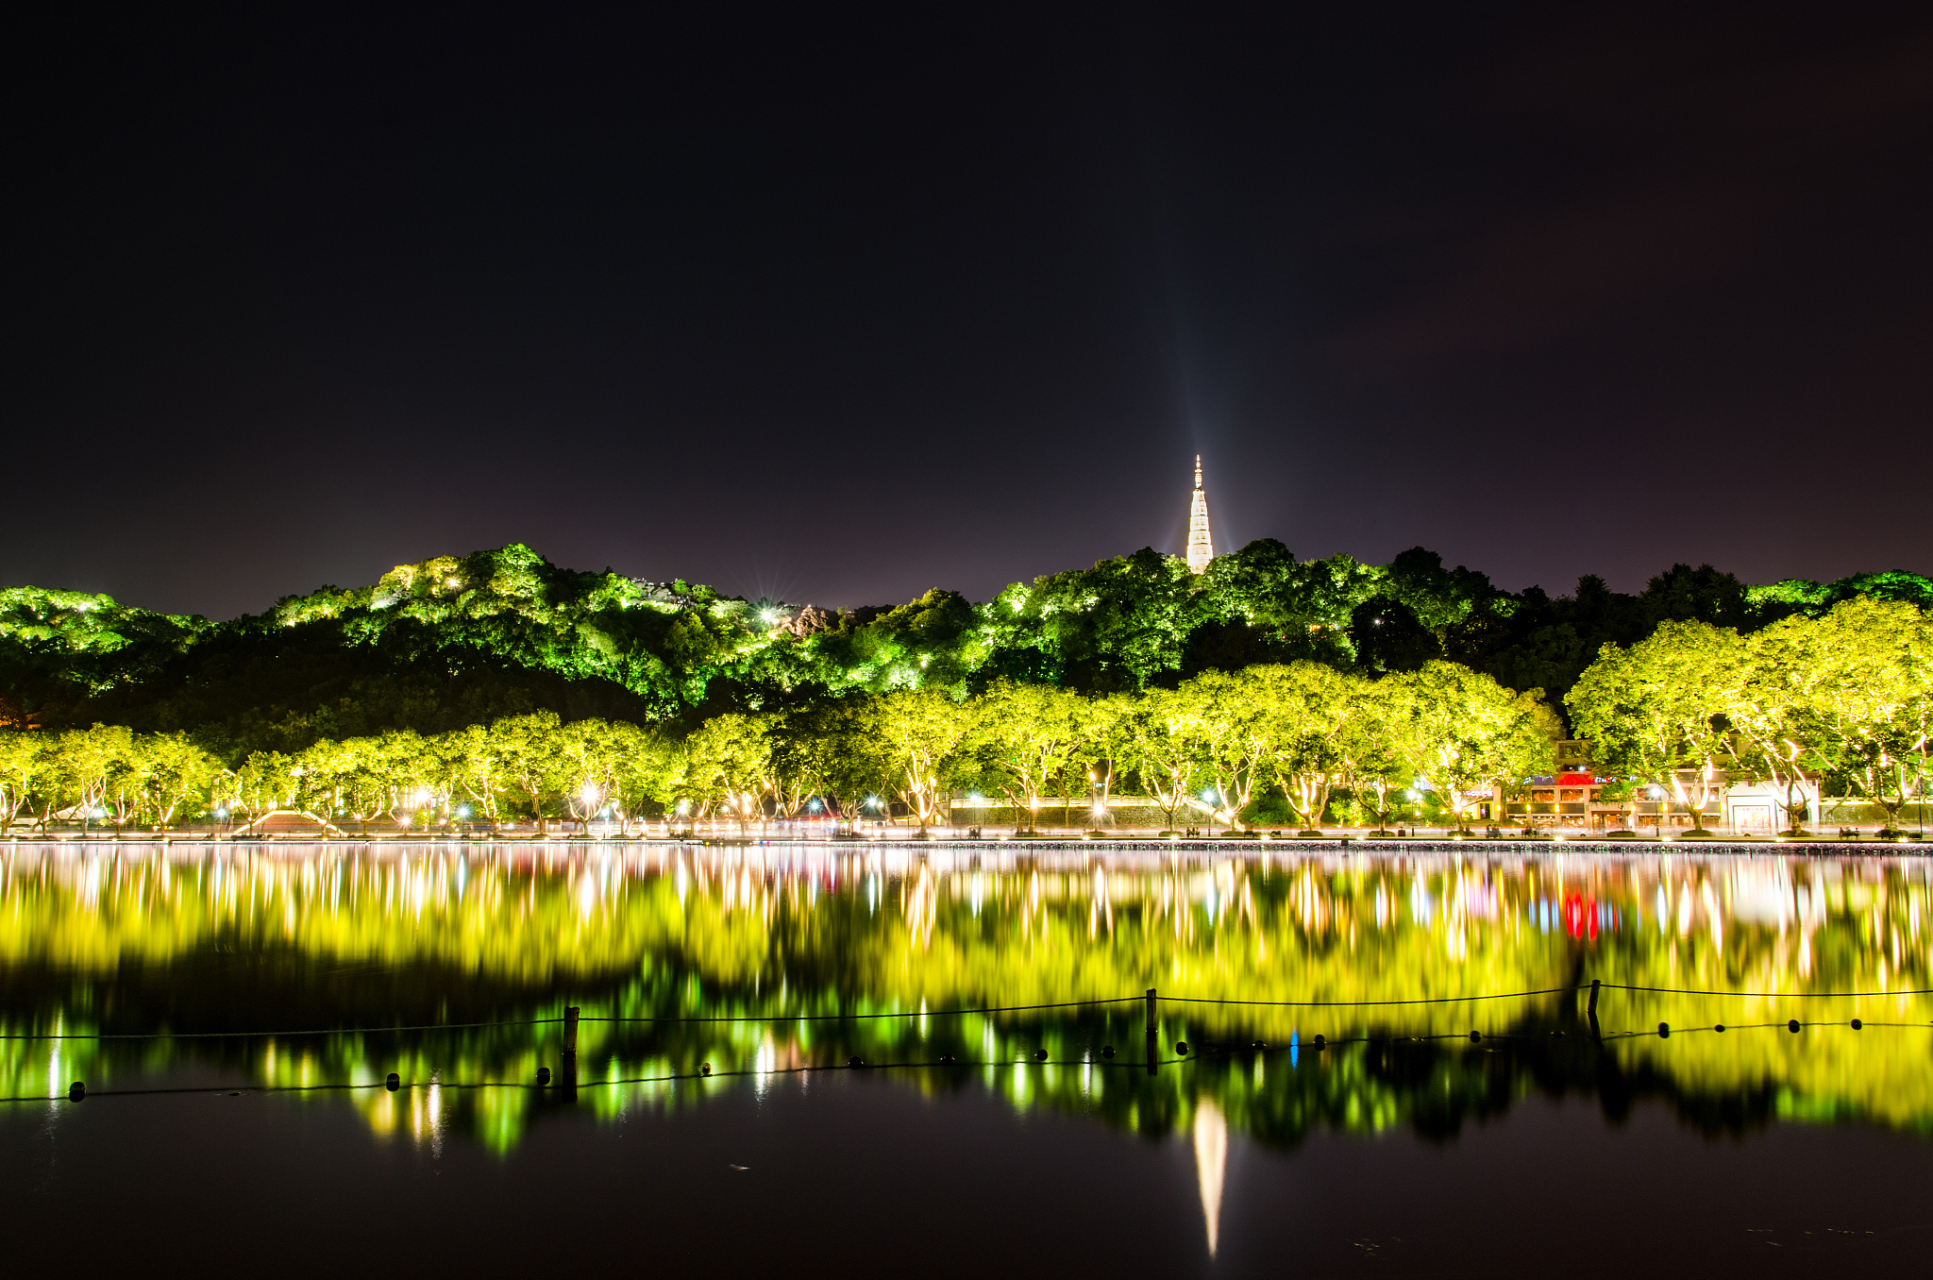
[1, 845, 1925, 1151]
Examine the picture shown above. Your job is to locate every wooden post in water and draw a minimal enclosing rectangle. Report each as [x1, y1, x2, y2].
[1145, 987, 1158, 1076]
[1587, 980, 1601, 1042]
[562, 1005, 580, 1101]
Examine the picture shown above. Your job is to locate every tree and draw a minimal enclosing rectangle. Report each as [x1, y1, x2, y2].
[133, 733, 218, 828]
[492, 712, 569, 833]
[1790, 599, 1933, 833]
[1394, 662, 1556, 831]
[54, 724, 136, 834]
[968, 681, 1085, 832]
[368, 729, 439, 830]
[1252, 663, 1378, 833]
[858, 689, 975, 832]
[1723, 615, 1832, 832]
[683, 712, 777, 832]
[610, 723, 680, 834]
[1060, 693, 1134, 827]
[1124, 687, 1202, 833]
[0, 730, 51, 832]
[1349, 597, 1441, 675]
[553, 719, 675, 834]
[1566, 622, 1743, 832]
[806, 698, 898, 827]
[1007, 548, 1198, 691]
[1172, 669, 1277, 832]
[232, 750, 296, 823]
[442, 723, 512, 829]
[1340, 676, 1414, 833]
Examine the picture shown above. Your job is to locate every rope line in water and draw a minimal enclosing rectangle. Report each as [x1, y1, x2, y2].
[0, 1054, 1194, 1104]
[584, 996, 1143, 1024]
[1163, 988, 1571, 1008]
[13, 1019, 1931, 1103]
[1597, 982, 1932, 999]
[1599, 1019, 1933, 1041]
[0, 1017, 566, 1042]
[9, 981, 1922, 1043]
[0, 989, 1570, 1040]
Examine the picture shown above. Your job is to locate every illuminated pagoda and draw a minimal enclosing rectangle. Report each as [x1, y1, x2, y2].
[1185, 454, 1215, 574]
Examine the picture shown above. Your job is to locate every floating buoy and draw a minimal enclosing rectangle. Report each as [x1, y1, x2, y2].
[1251, 1040, 1267, 1050]
[536, 1066, 551, 1086]
[1312, 1035, 1326, 1050]
[1850, 1018, 1862, 1030]
[1714, 1024, 1726, 1033]
[940, 1053, 957, 1064]
[386, 1073, 400, 1091]
[1100, 1045, 1115, 1058]
[67, 1081, 85, 1102]
[1787, 1019, 1801, 1034]
[846, 1056, 864, 1069]
[1657, 1023, 1670, 1039]
[1033, 1049, 1048, 1061]
[700, 1063, 712, 1076]
[1469, 1031, 1482, 1043]
[1174, 1041, 1189, 1056]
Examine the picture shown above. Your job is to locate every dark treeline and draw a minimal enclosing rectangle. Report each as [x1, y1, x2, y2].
[2, 541, 1928, 761]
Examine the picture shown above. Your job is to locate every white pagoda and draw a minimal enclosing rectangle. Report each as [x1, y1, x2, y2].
[1185, 454, 1215, 574]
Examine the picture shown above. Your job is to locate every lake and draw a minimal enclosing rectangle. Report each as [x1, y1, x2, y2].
[2, 840, 1927, 1276]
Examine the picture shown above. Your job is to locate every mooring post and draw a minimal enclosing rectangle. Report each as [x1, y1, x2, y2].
[1145, 987, 1158, 1076]
[1587, 979, 1600, 1019]
[1587, 979, 1601, 1042]
[562, 1005, 581, 1101]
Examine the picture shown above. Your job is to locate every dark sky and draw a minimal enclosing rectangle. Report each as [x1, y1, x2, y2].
[8, 2, 1931, 620]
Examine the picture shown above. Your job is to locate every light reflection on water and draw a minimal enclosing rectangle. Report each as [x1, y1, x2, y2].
[0, 841, 1927, 1155]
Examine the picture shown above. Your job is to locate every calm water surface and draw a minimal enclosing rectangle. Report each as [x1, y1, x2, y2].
[2, 841, 1928, 1276]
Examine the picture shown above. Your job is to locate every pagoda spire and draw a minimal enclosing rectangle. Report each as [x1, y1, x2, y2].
[1186, 454, 1215, 574]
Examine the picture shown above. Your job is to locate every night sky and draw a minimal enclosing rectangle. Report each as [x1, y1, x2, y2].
[9, 2, 1931, 620]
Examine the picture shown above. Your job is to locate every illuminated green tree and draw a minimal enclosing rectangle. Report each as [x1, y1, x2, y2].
[54, 723, 137, 833]
[491, 712, 570, 832]
[1722, 615, 1835, 832]
[1335, 674, 1413, 832]
[1250, 663, 1378, 832]
[1124, 686, 1202, 831]
[131, 732, 219, 827]
[611, 723, 680, 832]
[442, 724, 512, 827]
[1567, 621, 1745, 832]
[1788, 599, 1933, 832]
[968, 681, 1085, 831]
[1173, 669, 1277, 831]
[683, 712, 777, 831]
[0, 729, 52, 832]
[1394, 662, 1556, 830]
[767, 699, 879, 823]
[856, 689, 975, 832]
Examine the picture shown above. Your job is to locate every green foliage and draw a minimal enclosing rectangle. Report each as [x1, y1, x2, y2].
[3, 541, 1926, 777]
[1746, 570, 1933, 623]
[1569, 600, 1933, 831]
[1386, 663, 1557, 829]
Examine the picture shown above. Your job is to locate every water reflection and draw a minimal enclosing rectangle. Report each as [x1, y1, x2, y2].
[1, 841, 1927, 1154]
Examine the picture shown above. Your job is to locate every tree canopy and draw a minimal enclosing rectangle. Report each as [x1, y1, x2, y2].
[1, 540, 1925, 777]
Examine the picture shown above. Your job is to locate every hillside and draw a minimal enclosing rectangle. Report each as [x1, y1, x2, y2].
[2, 541, 1926, 761]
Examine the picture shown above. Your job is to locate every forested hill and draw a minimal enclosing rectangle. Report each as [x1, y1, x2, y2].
[2, 541, 1927, 761]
